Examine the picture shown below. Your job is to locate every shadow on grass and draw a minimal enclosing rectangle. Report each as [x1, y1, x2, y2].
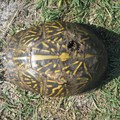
[80, 23, 120, 91]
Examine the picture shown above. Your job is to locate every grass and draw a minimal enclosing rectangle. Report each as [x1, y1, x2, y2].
[0, 0, 120, 120]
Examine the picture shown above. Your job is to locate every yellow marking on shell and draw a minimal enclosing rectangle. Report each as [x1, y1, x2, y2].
[21, 34, 36, 40]
[51, 41, 55, 44]
[83, 63, 92, 79]
[51, 48, 55, 52]
[73, 62, 82, 75]
[41, 50, 51, 53]
[24, 38, 33, 45]
[56, 21, 63, 28]
[61, 77, 66, 81]
[77, 77, 89, 80]
[45, 69, 50, 74]
[26, 82, 32, 85]
[47, 39, 51, 42]
[53, 31, 62, 36]
[50, 25, 59, 28]
[19, 63, 24, 67]
[85, 54, 95, 59]
[55, 70, 60, 73]
[29, 31, 37, 34]
[66, 70, 70, 74]
[32, 52, 70, 62]
[62, 45, 66, 48]
[62, 66, 69, 70]
[41, 42, 49, 48]
[26, 70, 36, 78]
[32, 47, 40, 50]
[32, 81, 37, 83]
[79, 29, 88, 35]
[53, 64, 57, 68]
[56, 43, 60, 50]
[47, 84, 53, 87]
[13, 56, 30, 60]
[37, 62, 52, 71]
[35, 88, 38, 91]
[47, 84, 63, 97]
[20, 50, 25, 53]
[53, 37, 58, 41]
[25, 78, 30, 81]
[57, 27, 64, 31]
[81, 37, 89, 41]
[58, 37, 63, 42]
[32, 55, 58, 61]
[47, 80, 56, 83]
[46, 30, 53, 33]
[34, 36, 39, 41]
[54, 87, 64, 97]
[59, 52, 70, 61]
[33, 84, 37, 89]
[40, 82, 43, 94]
[19, 72, 31, 79]
[73, 61, 79, 65]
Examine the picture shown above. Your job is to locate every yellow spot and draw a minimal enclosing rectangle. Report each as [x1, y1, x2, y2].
[59, 52, 70, 61]
[53, 64, 57, 68]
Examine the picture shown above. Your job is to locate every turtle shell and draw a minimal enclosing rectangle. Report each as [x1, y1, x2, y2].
[3, 21, 107, 97]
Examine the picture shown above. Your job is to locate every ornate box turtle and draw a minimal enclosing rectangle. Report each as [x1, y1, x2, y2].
[3, 21, 107, 97]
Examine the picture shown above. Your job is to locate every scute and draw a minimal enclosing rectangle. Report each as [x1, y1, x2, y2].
[3, 21, 107, 97]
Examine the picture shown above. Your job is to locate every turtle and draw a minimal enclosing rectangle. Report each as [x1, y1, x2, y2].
[2, 21, 107, 97]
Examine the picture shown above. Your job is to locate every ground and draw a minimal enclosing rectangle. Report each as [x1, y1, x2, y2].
[0, 0, 120, 120]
